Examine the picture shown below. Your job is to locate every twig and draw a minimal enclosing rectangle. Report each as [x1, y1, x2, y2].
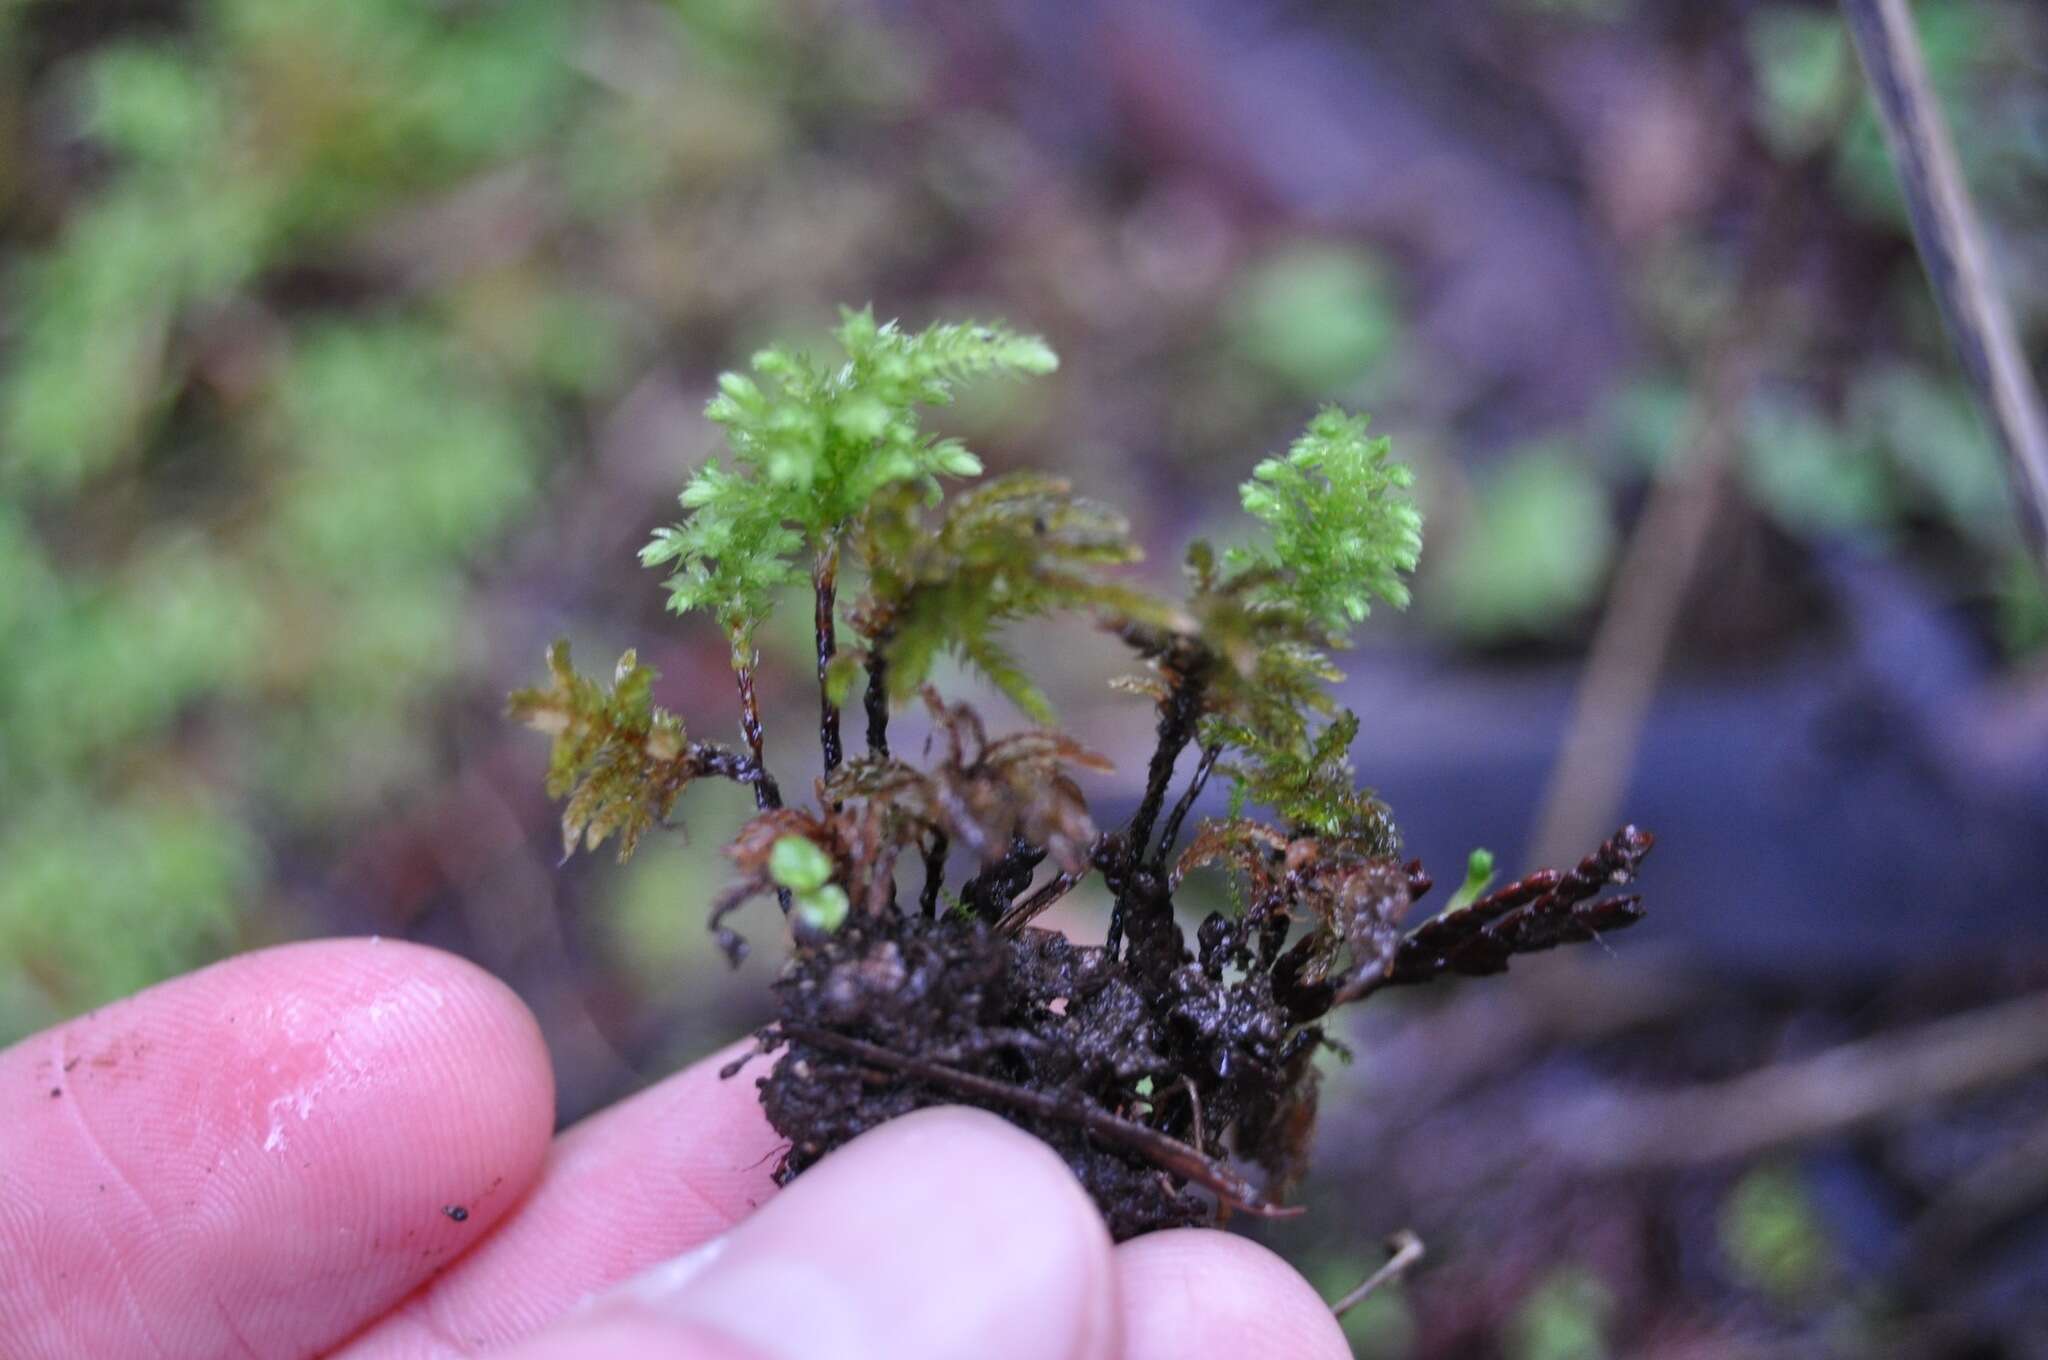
[1899, 1107, 2048, 1285]
[1334, 827, 1652, 1006]
[994, 870, 1079, 935]
[778, 1021, 1304, 1218]
[728, 650, 786, 911]
[1541, 988, 2048, 1169]
[1331, 1230, 1425, 1318]
[1529, 119, 1821, 865]
[1842, 0, 2048, 573]
[1179, 1075, 1206, 1153]
[683, 741, 777, 793]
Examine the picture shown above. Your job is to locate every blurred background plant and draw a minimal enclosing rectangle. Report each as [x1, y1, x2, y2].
[4, 0, 2047, 1354]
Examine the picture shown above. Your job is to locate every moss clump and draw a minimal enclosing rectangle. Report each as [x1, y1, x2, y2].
[515, 308, 1654, 1237]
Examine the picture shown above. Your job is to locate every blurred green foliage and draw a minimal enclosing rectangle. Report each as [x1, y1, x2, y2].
[1432, 447, 1616, 643]
[0, 0, 908, 1036]
[1507, 1266, 1615, 1360]
[1720, 1163, 1835, 1302]
[1225, 242, 1400, 397]
[1310, 1256, 1416, 1360]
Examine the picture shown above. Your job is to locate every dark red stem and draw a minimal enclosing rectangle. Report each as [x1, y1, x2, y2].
[815, 544, 843, 775]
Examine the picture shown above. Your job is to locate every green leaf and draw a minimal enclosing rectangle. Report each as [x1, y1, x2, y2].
[1719, 1165, 1832, 1301]
[1176, 409, 1422, 849]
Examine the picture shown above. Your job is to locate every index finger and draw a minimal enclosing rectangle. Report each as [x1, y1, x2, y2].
[0, 939, 555, 1360]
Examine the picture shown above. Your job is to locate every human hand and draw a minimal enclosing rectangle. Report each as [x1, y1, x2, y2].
[1, 939, 1350, 1358]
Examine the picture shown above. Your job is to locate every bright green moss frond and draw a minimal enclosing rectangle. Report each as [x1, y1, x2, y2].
[835, 306, 1059, 402]
[639, 464, 804, 641]
[643, 307, 1057, 646]
[1178, 407, 1420, 848]
[1225, 406, 1421, 642]
[506, 640, 691, 859]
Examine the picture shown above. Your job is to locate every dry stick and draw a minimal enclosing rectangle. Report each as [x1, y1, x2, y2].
[1531, 7, 2039, 872]
[778, 1021, 1304, 1219]
[1842, 0, 2048, 575]
[1540, 988, 2048, 1170]
[1539, 10, 2048, 861]
[1331, 1230, 1426, 1318]
[1179, 1075, 1206, 1153]
[1900, 1106, 2048, 1284]
[1530, 140, 1817, 866]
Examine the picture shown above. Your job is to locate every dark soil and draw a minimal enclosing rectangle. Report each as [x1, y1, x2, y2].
[732, 827, 1655, 1240]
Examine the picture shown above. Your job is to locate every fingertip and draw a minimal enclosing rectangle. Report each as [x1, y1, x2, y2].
[210, 938, 560, 1242]
[335, 1037, 785, 1355]
[643, 1105, 1120, 1360]
[0, 937, 557, 1357]
[1115, 1229, 1350, 1360]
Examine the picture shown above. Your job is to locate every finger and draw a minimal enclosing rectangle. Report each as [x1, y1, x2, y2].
[1114, 1229, 1350, 1360]
[0, 939, 554, 1360]
[336, 1038, 783, 1357]
[494, 1106, 1119, 1360]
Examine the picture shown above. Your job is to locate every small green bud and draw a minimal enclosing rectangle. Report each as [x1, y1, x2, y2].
[1445, 847, 1496, 912]
[769, 835, 834, 893]
[794, 883, 850, 932]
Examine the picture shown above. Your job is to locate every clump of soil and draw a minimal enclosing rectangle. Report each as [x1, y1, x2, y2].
[735, 825, 1655, 1240]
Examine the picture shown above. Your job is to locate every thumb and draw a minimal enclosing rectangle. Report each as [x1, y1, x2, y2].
[498, 1106, 1120, 1360]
